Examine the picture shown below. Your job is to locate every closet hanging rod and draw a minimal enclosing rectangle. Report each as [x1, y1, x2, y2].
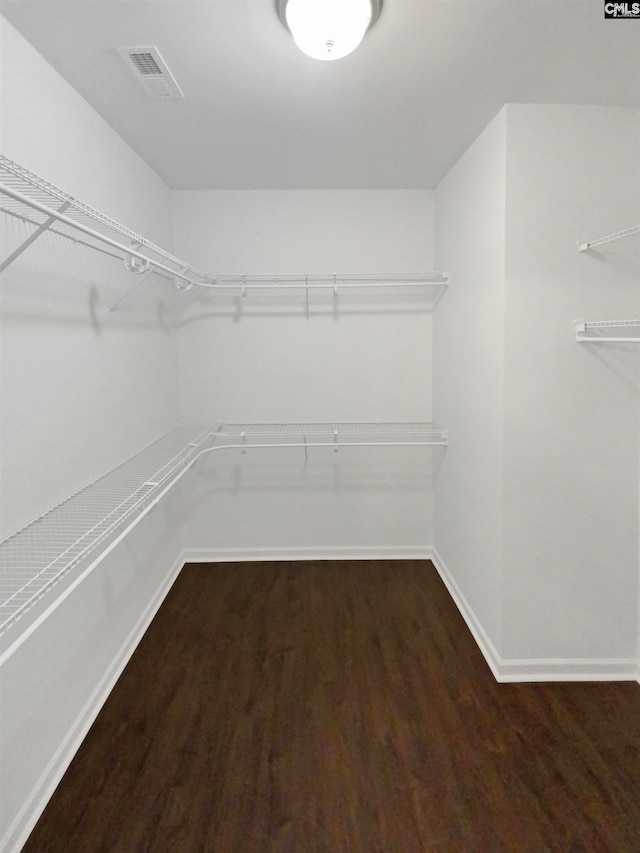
[577, 225, 640, 252]
[0, 183, 205, 288]
[577, 336, 640, 343]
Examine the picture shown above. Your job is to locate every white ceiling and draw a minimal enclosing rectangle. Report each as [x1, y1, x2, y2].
[1, 0, 639, 190]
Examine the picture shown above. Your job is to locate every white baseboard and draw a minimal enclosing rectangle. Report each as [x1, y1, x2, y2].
[2, 554, 185, 853]
[429, 546, 503, 680]
[184, 546, 640, 684]
[493, 656, 639, 683]
[430, 546, 639, 684]
[182, 545, 433, 563]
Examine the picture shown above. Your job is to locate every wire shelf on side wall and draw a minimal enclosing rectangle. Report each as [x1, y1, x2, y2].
[0, 426, 218, 651]
[575, 319, 640, 343]
[0, 154, 211, 285]
[577, 225, 640, 252]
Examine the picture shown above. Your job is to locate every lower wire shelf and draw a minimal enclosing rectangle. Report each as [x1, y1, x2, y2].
[0, 421, 447, 651]
[0, 426, 218, 652]
[575, 319, 640, 343]
[214, 421, 448, 450]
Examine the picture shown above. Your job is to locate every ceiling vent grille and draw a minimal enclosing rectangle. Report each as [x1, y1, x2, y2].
[117, 46, 184, 100]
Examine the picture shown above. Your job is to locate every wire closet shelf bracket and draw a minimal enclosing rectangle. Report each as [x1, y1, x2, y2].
[0, 422, 447, 654]
[0, 155, 211, 289]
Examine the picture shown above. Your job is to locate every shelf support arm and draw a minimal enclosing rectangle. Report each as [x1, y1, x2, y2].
[0, 201, 71, 273]
[108, 267, 155, 313]
[0, 183, 203, 288]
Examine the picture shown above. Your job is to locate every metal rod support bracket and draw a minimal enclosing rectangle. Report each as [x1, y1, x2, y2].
[109, 267, 155, 312]
[0, 200, 71, 273]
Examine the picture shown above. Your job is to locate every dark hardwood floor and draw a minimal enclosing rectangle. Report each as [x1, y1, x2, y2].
[23, 560, 640, 852]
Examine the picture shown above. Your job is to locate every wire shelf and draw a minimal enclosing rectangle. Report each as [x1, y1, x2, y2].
[1, 157, 448, 297]
[0, 155, 210, 283]
[575, 319, 640, 342]
[217, 422, 447, 442]
[577, 225, 640, 252]
[200, 273, 448, 290]
[0, 426, 217, 642]
[0, 205, 124, 263]
[0, 421, 446, 645]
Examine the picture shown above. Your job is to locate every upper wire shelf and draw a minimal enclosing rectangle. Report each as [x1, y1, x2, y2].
[0, 155, 448, 296]
[0, 420, 446, 652]
[575, 319, 640, 343]
[0, 154, 211, 287]
[577, 225, 640, 252]
[199, 273, 449, 291]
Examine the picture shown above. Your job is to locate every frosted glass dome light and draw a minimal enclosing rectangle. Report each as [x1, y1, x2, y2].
[279, 0, 381, 61]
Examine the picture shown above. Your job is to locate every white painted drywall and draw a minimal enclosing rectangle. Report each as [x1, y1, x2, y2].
[434, 104, 640, 671]
[174, 446, 437, 559]
[2, 27, 637, 852]
[501, 105, 640, 661]
[0, 494, 184, 853]
[0, 18, 184, 848]
[433, 109, 507, 655]
[171, 190, 437, 553]
[0, 16, 178, 538]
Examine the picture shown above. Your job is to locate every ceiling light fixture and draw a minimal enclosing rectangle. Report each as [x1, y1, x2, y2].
[277, 0, 382, 61]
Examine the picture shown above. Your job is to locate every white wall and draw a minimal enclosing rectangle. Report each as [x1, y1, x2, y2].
[172, 191, 434, 422]
[0, 16, 178, 538]
[2, 26, 637, 850]
[433, 109, 507, 657]
[171, 190, 437, 554]
[434, 104, 640, 678]
[0, 17, 184, 849]
[502, 105, 640, 663]
[0, 494, 184, 853]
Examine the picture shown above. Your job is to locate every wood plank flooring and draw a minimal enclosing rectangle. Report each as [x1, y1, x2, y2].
[23, 560, 640, 852]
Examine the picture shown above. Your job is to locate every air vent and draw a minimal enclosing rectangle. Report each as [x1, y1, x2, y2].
[117, 46, 184, 100]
